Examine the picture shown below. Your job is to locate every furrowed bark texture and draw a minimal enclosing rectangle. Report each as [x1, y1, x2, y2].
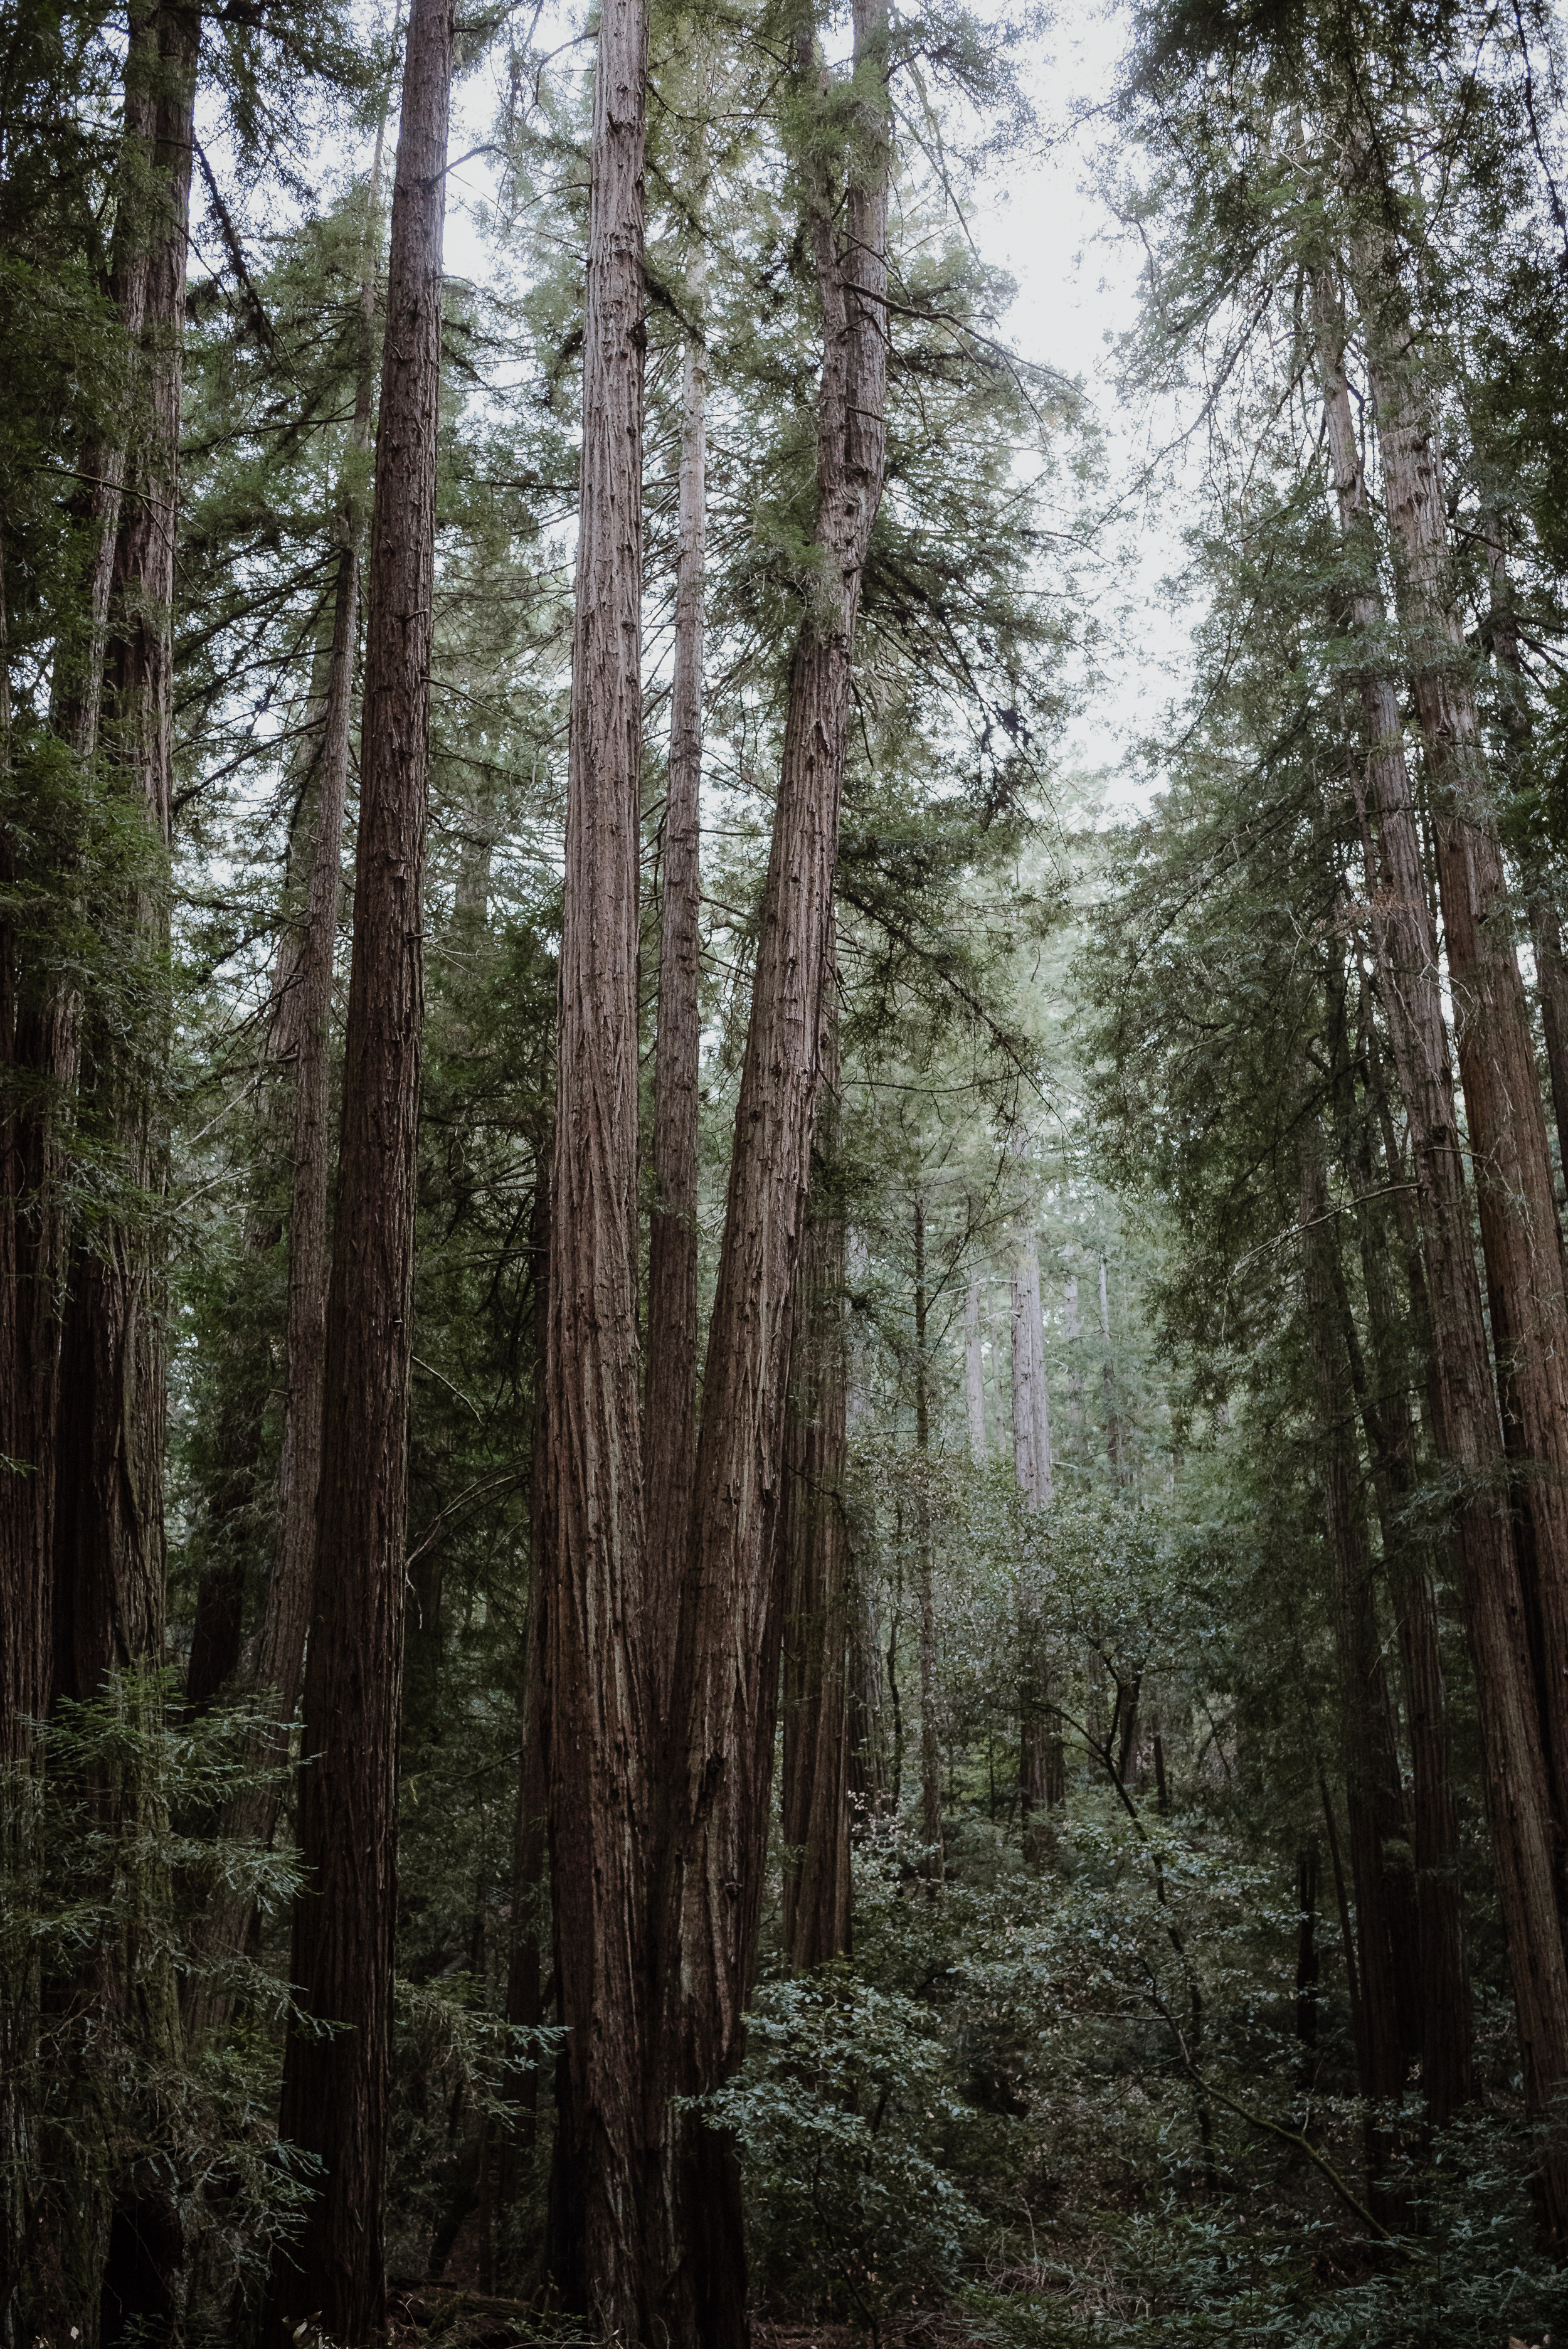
[271, 5, 451, 2336]
[1298, 1142, 1409, 2108]
[29, 18, 198, 2342]
[1484, 524, 1568, 1199]
[1315, 278, 1568, 2210]
[1343, 1069, 1474, 2120]
[644, 265, 706, 1728]
[647, 12, 888, 2337]
[541, 0, 650, 2327]
[1352, 245, 1568, 1842]
[780, 1020, 852, 1971]
[51, 0, 197, 1719]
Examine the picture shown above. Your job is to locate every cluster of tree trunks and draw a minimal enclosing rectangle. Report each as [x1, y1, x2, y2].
[538, 0, 890, 2339]
[1307, 190, 1568, 2215]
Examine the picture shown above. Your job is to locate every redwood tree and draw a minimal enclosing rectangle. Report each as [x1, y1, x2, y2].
[270, 0, 453, 2333]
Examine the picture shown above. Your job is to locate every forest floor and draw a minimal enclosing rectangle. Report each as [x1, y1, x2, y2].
[387, 2283, 972, 2349]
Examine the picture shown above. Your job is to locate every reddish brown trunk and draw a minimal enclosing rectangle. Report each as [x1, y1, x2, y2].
[780, 1036, 852, 1971]
[1353, 247, 1568, 1833]
[1298, 1141, 1409, 2108]
[540, 0, 652, 2326]
[270, 4, 452, 2336]
[644, 253, 706, 1726]
[646, 14, 889, 2336]
[913, 1196, 943, 1880]
[51, 0, 198, 1718]
[1344, 1101, 1474, 2121]
[1315, 276, 1568, 2212]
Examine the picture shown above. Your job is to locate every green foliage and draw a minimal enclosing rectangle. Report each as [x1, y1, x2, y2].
[1, 1672, 319, 2319]
[709, 1968, 983, 2331]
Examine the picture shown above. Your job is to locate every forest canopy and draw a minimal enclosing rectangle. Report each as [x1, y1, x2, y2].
[4, 1, 1568, 2346]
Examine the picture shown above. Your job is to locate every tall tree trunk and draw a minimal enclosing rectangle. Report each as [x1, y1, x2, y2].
[270, 5, 452, 2336]
[51, 0, 198, 1722]
[1350, 238, 1568, 1843]
[33, 15, 199, 2343]
[780, 1019, 852, 1970]
[497, 1177, 553, 2232]
[1064, 1265, 1086, 1450]
[183, 132, 386, 2042]
[1098, 1255, 1123, 1482]
[913, 1196, 943, 1882]
[645, 11, 889, 2336]
[1010, 1225, 1051, 1505]
[539, 0, 651, 2325]
[1342, 1036, 1475, 2122]
[1010, 1220, 1056, 1857]
[1314, 274, 1568, 2219]
[1481, 519, 1568, 1204]
[964, 1278, 987, 1459]
[1298, 1138, 1409, 2113]
[644, 216, 706, 1727]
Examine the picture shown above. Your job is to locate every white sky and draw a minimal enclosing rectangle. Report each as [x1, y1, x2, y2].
[433, 2, 1194, 814]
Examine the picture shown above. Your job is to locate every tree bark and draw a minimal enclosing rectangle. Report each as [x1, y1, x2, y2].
[913, 1196, 943, 1880]
[1010, 1226, 1051, 1505]
[51, 0, 198, 1721]
[645, 11, 889, 2335]
[1098, 1255, 1123, 1483]
[780, 1021, 852, 1970]
[540, 0, 652, 2326]
[965, 1278, 987, 1458]
[1341, 1036, 1475, 2122]
[644, 221, 706, 1728]
[1350, 236, 1568, 1843]
[1298, 1137, 1409, 2111]
[1481, 520, 1568, 1204]
[270, 4, 452, 2336]
[1314, 273, 1568, 2215]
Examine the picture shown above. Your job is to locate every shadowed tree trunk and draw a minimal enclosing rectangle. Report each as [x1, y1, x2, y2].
[1010, 1216, 1057, 1858]
[644, 11, 889, 2336]
[780, 1005, 852, 1970]
[644, 195, 707, 1729]
[1340, 1021, 1474, 2123]
[1349, 228, 1568, 1850]
[269, 3, 452, 2336]
[1298, 1134, 1409, 2119]
[1314, 271, 1568, 2222]
[539, 0, 652, 2326]
[31, 13, 199, 2342]
[914, 1195, 943, 1881]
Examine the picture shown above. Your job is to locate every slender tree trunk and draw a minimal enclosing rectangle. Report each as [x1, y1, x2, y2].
[540, 0, 652, 2325]
[1350, 241, 1568, 1840]
[1342, 1047, 1475, 2122]
[1010, 1226, 1051, 1504]
[1482, 521, 1568, 1203]
[1315, 275, 1568, 2218]
[1295, 1838, 1320, 2081]
[1098, 1255, 1123, 1483]
[1010, 1220, 1056, 1857]
[52, 0, 198, 1721]
[645, 12, 889, 2335]
[1298, 1140, 1409, 2112]
[965, 1278, 987, 1459]
[1064, 1266, 1085, 1450]
[780, 1015, 852, 1969]
[270, 6, 452, 2336]
[644, 216, 707, 1729]
[35, 16, 199, 2342]
[913, 1197, 943, 1881]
